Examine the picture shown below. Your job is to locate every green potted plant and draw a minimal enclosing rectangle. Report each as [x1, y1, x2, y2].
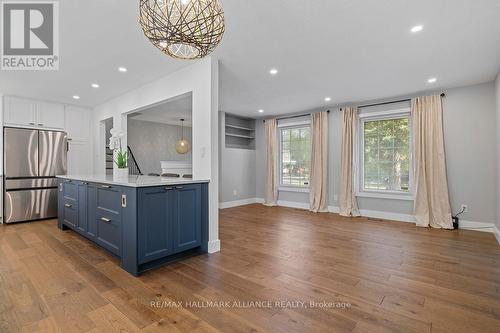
[109, 128, 129, 178]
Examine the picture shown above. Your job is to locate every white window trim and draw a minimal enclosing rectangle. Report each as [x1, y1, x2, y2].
[355, 108, 414, 201]
[278, 120, 312, 190]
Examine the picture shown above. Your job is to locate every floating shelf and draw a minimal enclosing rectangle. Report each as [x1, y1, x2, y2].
[225, 113, 256, 150]
[226, 133, 255, 139]
[225, 124, 255, 131]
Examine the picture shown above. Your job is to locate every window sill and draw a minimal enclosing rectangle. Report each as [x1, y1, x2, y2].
[279, 186, 310, 193]
[356, 191, 414, 201]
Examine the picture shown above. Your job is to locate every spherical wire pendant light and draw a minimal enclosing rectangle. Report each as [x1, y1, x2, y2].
[139, 0, 225, 60]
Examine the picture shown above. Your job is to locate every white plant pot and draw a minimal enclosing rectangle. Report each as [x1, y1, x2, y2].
[113, 168, 129, 179]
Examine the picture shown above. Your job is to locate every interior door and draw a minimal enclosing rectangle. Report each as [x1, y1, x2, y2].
[4, 128, 39, 178]
[39, 130, 68, 177]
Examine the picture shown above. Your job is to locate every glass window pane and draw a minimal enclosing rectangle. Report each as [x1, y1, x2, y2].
[363, 117, 410, 192]
[280, 126, 311, 187]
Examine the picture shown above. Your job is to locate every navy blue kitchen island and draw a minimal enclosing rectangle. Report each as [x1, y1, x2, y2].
[56, 175, 209, 276]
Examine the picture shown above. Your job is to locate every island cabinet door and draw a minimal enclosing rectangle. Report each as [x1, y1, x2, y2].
[86, 183, 97, 239]
[172, 184, 202, 253]
[138, 186, 175, 264]
[61, 180, 78, 229]
[76, 182, 88, 234]
[95, 185, 122, 256]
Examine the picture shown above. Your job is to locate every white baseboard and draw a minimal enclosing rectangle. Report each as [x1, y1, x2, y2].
[276, 200, 310, 210]
[459, 220, 495, 233]
[494, 225, 500, 244]
[359, 209, 416, 223]
[328, 206, 340, 213]
[253, 198, 310, 209]
[219, 198, 259, 209]
[208, 239, 220, 253]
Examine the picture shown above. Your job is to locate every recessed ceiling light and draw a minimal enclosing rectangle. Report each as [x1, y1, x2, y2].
[73, 95, 80, 100]
[91, 83, 100, 88]
[411, 25, 423, 33]
[324, 97, 331, 102]
[258, 109, 264, 113]
[118, 67, 128, 72]
[428, 77, 437, 83]
[269, 68, 278, 75]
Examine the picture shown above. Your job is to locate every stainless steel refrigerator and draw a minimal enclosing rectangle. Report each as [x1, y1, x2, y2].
[3, 128, 67, 223]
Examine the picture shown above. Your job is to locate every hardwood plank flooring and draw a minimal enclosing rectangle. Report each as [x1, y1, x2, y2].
[0, 204, 499, 332]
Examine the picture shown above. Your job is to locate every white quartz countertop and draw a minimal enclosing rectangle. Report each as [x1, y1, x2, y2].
[56, 174, 209, 188]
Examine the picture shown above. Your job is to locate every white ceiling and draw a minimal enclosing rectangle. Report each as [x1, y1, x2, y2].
[128, 93, 192, 126]
[1, 0, 500, 117]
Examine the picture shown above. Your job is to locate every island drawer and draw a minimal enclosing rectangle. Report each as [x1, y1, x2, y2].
[62, 198, 78, 228]
[95, 184, 122, 216]
[62, 180, 78, 201]
[96, 211, 121, 256]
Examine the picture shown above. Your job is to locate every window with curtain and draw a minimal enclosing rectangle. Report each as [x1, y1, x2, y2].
[279, 125, 311, 188]
[358, 109, 412, 198]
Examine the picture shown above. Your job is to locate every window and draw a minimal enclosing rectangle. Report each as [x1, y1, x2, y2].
[359, 110, 412, 198]
[279, 125, 311, 188]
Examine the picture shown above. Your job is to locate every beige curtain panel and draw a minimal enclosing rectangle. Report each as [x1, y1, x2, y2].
[412, 95, 453, 229]
[309, 112, 329, 212]
[264, 119, 278, 206]
[339, 107, 360, 217]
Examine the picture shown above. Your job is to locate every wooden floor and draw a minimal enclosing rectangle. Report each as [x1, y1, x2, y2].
[1, 204, 500, 333]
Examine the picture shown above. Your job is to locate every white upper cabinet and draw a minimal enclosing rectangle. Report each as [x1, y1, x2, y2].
[37, 101, 65, 129]
[3, 96, 65, 129]
[64, 106, 90, 141]
[3, 96, 37, 127]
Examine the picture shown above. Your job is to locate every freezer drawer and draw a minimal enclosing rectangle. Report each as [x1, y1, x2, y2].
[5, 178, 59, 190]
[4, 188, 58, 223]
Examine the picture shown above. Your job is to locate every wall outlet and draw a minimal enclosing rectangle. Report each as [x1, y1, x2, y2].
[233, 190, 238, 196]
[460, 204, 468, 213]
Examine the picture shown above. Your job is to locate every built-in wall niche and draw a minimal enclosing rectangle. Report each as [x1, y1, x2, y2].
[225, 114, 255, 150]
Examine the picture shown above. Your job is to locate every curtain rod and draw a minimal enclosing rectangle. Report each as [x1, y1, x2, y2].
[263, 110, 329, 123]
[340, 93, 446, 111]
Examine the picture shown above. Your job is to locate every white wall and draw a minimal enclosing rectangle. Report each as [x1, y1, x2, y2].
[496, 72, 500, 231]
[218, 112, 256, 205]
[255, 82, 497, 227]
[92, 58, 220, 253]
[127, 119, 192, 175]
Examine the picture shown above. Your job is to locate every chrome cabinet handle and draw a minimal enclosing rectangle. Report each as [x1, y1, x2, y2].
[165, 187, 173, 191]
[100, 217, 111, 223]
[176, 186, 184, 190]
[80, 182, 88, 185]
[38, 123, 44, 126]
[29, 122, 35, 125]
[64, 203, 72, 208]
[101, 185, 111, 188]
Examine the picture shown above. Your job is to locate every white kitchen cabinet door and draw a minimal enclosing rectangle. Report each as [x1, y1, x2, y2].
[67, 141, 91, 175]
[64, 106, 90, 141]
[3, 96, 36, 127]
[37, 101, 65, 129]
